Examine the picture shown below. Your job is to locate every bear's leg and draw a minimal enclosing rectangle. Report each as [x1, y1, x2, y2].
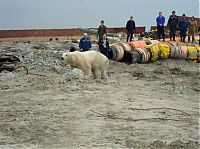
[82, 66, 92, 78]
[93, 69, 101, 79]
[101, 70, 107, 79]
[70, 65, 74, 70]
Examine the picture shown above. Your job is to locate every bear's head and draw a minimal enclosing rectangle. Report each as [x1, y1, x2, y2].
[62, 52, 77, 64]
[62, 52, 72, 64]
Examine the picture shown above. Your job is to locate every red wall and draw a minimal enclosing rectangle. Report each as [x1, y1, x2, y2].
[107, 27, 145, 34]
[0, 29, 83, 38]
[0, 27, 145, 38]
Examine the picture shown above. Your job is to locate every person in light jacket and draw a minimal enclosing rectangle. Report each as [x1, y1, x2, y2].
[188, 16, 197, 43]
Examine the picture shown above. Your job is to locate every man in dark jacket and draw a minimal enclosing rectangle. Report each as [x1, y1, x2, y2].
[167, 11, 179, 41]
[198, 26, 200, 45]
[79, 33, 92, 52]
[98, 33, 110, 58]
[179, 14, 188, 42]
[156, 12, 165, 41]
[97, 20, 107, 41]
[126, 16, 136, 42]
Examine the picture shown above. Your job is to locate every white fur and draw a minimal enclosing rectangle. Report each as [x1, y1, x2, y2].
[62, 51, 109, 79]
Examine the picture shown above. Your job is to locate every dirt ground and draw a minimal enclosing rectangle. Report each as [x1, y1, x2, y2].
[0, 40, 199, 148]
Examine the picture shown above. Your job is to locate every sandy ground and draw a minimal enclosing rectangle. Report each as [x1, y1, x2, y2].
[0, 40, 199, 148]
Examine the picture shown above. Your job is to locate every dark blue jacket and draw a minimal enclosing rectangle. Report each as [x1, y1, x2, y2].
[168, 15, 178, 26]
[179, 19, 188, 31]
[79, 37, 91, 51]
[156, 16, 165, 26]
[126, 20, 136, 31]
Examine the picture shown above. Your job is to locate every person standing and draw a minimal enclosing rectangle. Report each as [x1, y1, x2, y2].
[167, 11, 179, 41]
[198, 26, 200, 45]
[126, 16, 136, 42]
[156, 12, 165, 41]
[97, 20, 107, 41]
[188, 16, 197, 43]
[98, 33, 110, 58]
[79, 33, 92, 52]
[178, 14, 188, 42]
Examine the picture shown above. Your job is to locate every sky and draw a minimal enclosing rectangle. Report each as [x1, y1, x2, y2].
[0, 0, 199, 31]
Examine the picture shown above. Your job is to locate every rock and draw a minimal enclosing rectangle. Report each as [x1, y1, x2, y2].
[79, 28, 97, 35]
[107, 36, 121, 43]
[51, 65, 65, 74]
[91, 39, 98, 45]
[90, 46, 99, 52]
[167, 140, 186, 149]
[147, 140, 166, 149]
[125, 138, 145, 148]
[71, 38, 79, 43]
[62, 68, 84, 81]
[0, 85, 10, 90]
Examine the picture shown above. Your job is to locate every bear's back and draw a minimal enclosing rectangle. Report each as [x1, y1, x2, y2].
[83, 51, 109, 69]
[84, 51, 107, 60]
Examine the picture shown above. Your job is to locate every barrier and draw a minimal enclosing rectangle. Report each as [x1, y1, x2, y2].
[145, 44, 160, 62]
[134, 48, 150, 63]
[128, 40, 147, 49]
[187, 46, 198, 60]
[158, 43, 170, 59]
[108, 40, 199, 63]
[179, 46, 188, 59]
[110, 44, 124, 61]
[118, 43, 133, 52]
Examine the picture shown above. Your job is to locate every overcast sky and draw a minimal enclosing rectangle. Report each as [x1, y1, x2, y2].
[0, 0, 199, 30]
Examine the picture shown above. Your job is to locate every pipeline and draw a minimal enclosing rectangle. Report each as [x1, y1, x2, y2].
[108, 40, 200, 63]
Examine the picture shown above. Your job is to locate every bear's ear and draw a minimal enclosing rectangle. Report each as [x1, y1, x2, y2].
[66, 53, 75, 62]
[70, 53, 76, 61]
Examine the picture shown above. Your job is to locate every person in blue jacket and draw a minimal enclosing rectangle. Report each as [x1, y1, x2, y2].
[167, 11, 179, 41]
[179, 14, 188, 43]
[79, 33, 92, 52]
[156, 12, 165, 41]
[98, 33, 110, 58]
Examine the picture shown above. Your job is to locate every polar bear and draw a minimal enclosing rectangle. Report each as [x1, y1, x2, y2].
[62, 51, 109, 79]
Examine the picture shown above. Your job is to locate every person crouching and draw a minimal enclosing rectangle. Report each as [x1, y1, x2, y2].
[79, 33, 92, 52]
[98, 33, 110, 58]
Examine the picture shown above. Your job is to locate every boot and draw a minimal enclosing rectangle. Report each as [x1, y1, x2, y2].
[188, 36, 190, 43]
[192, 36, 195, 43]
[127, 36, 129, 42]
[180, 36, 183, 42]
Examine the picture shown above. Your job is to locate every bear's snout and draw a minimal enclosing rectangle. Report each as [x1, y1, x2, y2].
[61, 57, 64, 60]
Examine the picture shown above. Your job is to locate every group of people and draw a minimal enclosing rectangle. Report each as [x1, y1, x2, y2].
[79, 20, 109, 57]
[79, 18, 135, 58]
[78, 12, 199, 58]
[156, 11, 199, 43]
